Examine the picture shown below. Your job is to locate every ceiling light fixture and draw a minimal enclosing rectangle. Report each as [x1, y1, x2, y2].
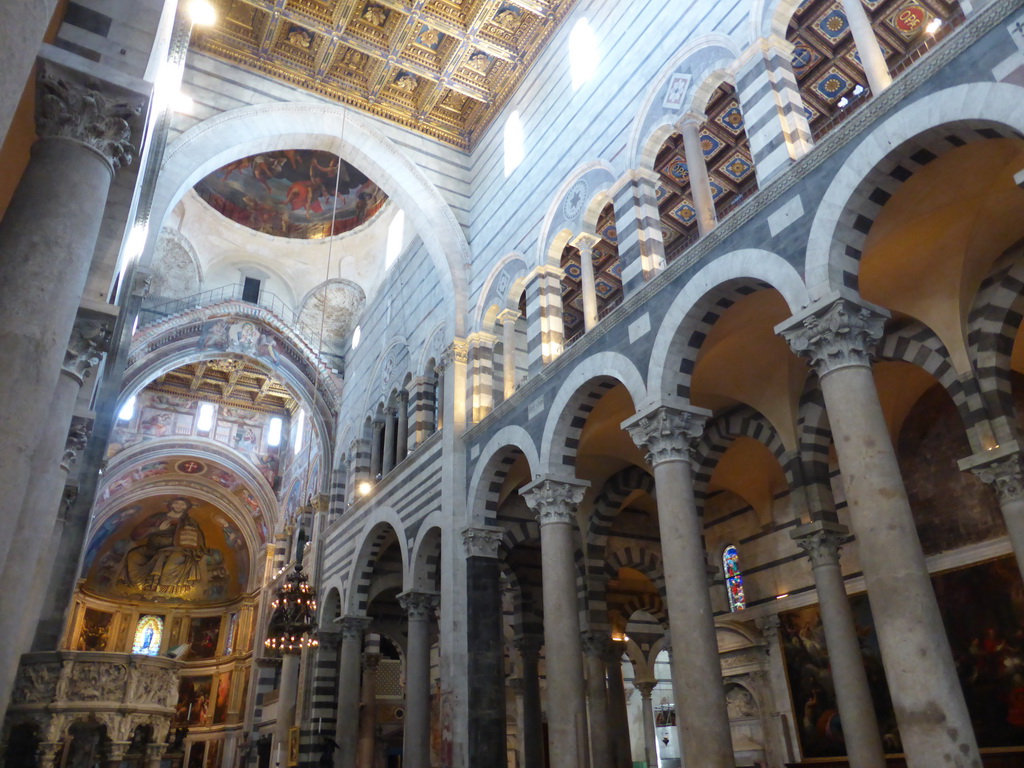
[188, 0, 217, 26]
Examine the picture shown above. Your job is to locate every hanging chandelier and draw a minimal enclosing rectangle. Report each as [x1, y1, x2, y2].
[265, 563, 320, 653]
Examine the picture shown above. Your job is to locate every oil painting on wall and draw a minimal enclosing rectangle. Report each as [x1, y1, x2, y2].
[83, 495, 250, 604]
[193, 150, 387, 240]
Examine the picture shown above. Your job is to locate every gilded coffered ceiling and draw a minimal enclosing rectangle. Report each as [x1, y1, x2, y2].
[193, 0, 578, 149]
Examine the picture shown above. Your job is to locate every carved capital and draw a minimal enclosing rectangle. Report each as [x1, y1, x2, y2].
[36, 65, 139, 171]
[755, 614, 781, 645]
[131, 270, 153, 299]
[57, 486, 79, 523]
[63, 317, 112, 383]
[496, 308, 521, 326]
[338, 616, 372, 641]
[621, 403, 708, 467]
[398, 591, 438, 621]
[776, 295, 888, 376]
[970, 454, 1024, 507]
[634, 680, 656, 698]
[513, 633, 543, 660]
[61, 417, 93, 471]
[462, 525, 503, 558]
[311, 493, 331, 513]
[580, 630, 609, 658]
[362, 652, 381, 671]
[792, 520, 851, 569]
[443, 339, 469, 366]
[520, 475, 589, 526]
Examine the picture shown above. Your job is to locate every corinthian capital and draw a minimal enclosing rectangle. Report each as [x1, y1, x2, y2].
[36, 64, 139, 171]
[64, 316, 112, 383]
[338, 615, 372, 640]
[792, 520, 851, 569]
[967, 451, 1024, 507]
[621, 401, 709, 467]
[398, 591, 439, 621]
[521, 475, 589, 525]
[776, 294, 889, 376]
[462, 525, 503, 558]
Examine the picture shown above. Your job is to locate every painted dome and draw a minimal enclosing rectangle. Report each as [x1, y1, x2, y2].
[193, 150, 387, 239]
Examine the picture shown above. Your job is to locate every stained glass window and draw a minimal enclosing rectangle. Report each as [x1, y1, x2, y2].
[132, 615, 164, 656]
[723, 545, 745, 612]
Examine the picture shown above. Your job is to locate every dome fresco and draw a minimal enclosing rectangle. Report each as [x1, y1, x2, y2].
[193, 150, 387, 239]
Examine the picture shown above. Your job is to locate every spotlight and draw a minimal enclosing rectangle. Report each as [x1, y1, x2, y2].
[925, 17, 942, 34]
[358, 481, 373, 497]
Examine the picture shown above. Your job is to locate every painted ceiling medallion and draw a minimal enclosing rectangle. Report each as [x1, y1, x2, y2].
[193, 150, 387, 239]
[193, 0, 578, 150]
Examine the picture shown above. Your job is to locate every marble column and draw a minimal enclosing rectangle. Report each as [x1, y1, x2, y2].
[572, 233, 602, 332]
[961, 446, 1024, 579]
[581, 632, 612, 768]
[356, 651, 380, 768]
[605, 641, 632, 768]
[0, 65, 136, 574]
[434, 361, 446, 431]
[144, 744, 164, 768]
[635, 682, 658, 768]
[778, 295, 980, 767]
[514, 634, 544, 768]
[679, 115, 718, 236]
[840, 0, 892, 94]
[521, 476, 591, 768]
[335, 616, 370, 768]
[498, 309, 520, 400]
[370, 420, 384, 479]
[622, 404, 735, 767]
[754, 615, 798, 765]
[382, 407, 397, 475]
[399, 591, 438, 768]
[793, 521, 885, 768]
[396, 391, 409, 463]
[275, 653, 301, 764]
[462, 526, 507, 768]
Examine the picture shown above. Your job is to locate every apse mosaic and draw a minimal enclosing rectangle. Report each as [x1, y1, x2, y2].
[96, 456, 269, 542]
[193, 150, 387, 239]
[82, 495, 251, 605]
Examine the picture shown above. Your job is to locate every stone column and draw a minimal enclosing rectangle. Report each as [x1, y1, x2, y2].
[434, 361, 446, 431]
[498, 309, 520, 400]
[571, 234, 602, 332]
[521, 476, 590, 768]
[961, 446, 1024, 579]
[611, 169, 666, 295]
[523, 266, 566, 374]
[840, 0, 892, 95]
[605, 641, 632, 768]
[792, 520, 885, 768]
[622, 404, 735, 767]
[755, 615, 798, 765]
[356, 651, 380, 768]
[382, 407, 397, 475]
[144, 744, 164, 768]
[408, 377, 436, 446]
[462, 526, 507, 768]
[107, 743, 130, 768]
[399, 591, 438, 768]
[679, 115, 718, 236]
[370, 420, 384, 479]
[635, 682, 658, 768]
[0, 64, 136, 573]
[335, 616, 370, 768]
[778, 295, 980, 767]
[467, 332, 498, 422]
[581, 632, 612, 768]
[514, 634, 544, 768]
[396, 391, 409, 463]
[275, 653, 301, 763]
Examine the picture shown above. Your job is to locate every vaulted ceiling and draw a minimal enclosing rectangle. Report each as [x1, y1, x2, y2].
[193, 0, 577, 149]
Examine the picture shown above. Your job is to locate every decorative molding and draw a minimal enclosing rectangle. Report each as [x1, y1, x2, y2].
[520, 475, 589, 526]
[36, 65, 139, 171]
[461, 525, 503, 558]
[63, 317, 113, 384]
[622, 404, 708, 466]
[777, 295, 888, 376]
[398, 591, 439, 621]
[61, 417, 93, 472]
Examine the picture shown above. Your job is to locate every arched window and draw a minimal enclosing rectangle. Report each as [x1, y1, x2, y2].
[568, 18, 598, 90]
[723, 544, 745, 612]
[503, 110, 524, 178]
[132, 615, 164, 656]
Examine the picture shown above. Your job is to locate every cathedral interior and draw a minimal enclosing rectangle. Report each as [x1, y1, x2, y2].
[3, 0, 1024, 767]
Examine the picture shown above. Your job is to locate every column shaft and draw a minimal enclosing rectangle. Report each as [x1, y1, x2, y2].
[275, 653, 301, 765]
[637, 685, 658, 768]
[605, 647, 632, 768]
[841, 0, 892, 94]
[382, 410, 397, 474]
[356, 656, 379, 768]
[400, 593, 437, 768]
[396, 393, 409, 463]
[580, 248, 599, 331]
[370, 422, 384, 478]
[679, 119, 718, 236]
[335, 620, 368, 768]
[518, 644, 544, 768]
[583, 637, 611, 768]
[500, 311, 519, 399]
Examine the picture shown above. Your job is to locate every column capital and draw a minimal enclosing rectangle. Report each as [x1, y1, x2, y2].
[678, 111, 707, 130]
[496, 308, 521, 326]
[634, 680, 656, 698]
[513, 633, 543, 659]
[520, 474, 589, 525]
[36, 63, 140, 172]
[398, 591, 439, 621]
[462, 525, 504, 558]
[525, 264, 565, 283]
[755, 614, 781, 643]
[791, 520, 852, 569]
[64, 315, 113, 383]
[467, 330, 499, 349]
[443, 338, 469, 367]
[570, 232, 603, 251]
[605, 638, 628, 664]
[621, 401, 710, 466]
[580, 630, 610, 657]
[775, 293, 889, 376]
[362, 651, 382, 670]
[338, 615, 372, 640]
[960, 443, 1024, 506]
[61, 416, 93, 472]
[311, 493, 331, 513]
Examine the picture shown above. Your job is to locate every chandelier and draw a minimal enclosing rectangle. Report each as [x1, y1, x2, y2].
[264, 564, 320, 653]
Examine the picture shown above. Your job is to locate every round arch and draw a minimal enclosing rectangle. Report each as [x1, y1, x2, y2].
[344, 511, 409, 615]
[467, 426, 541, 526]
[142, 103, 470, 335]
